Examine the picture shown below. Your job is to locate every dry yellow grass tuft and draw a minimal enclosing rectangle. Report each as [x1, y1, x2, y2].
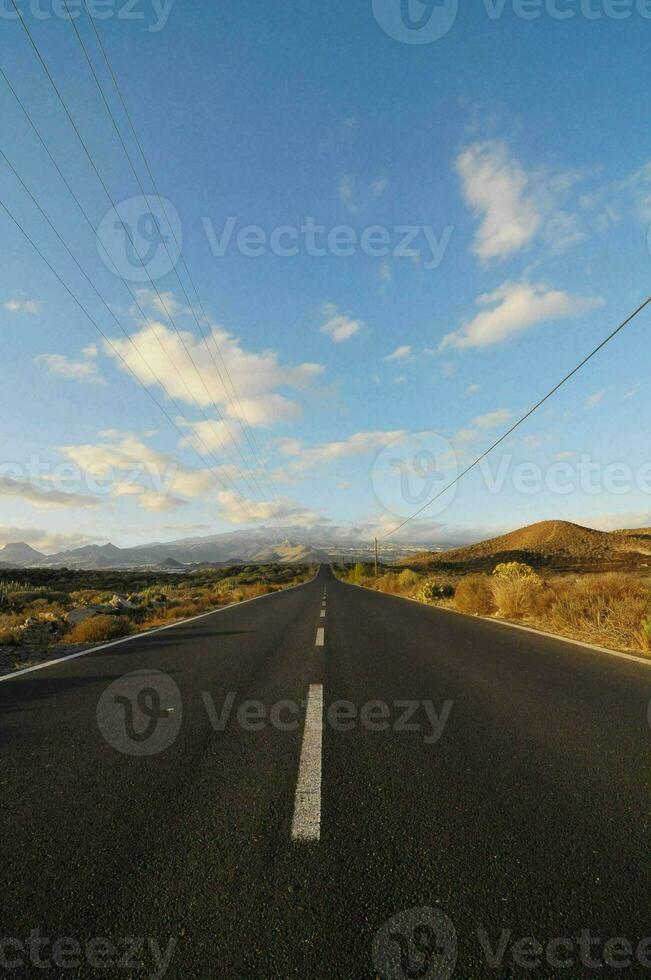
[454, 575, 495, 615]
[66, 615, 132, 644]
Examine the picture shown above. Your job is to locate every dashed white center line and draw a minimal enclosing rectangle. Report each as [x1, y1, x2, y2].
[291, 683, 323, 842]
[315, 627, 325, 646]
[320, 609, 325, 617]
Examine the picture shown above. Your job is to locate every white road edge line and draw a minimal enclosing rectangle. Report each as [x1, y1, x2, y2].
[315, 627, 325, 646]
[291, 683, 323, 842]
[339, 577, 651, 669]
[0, 569, 322, 683]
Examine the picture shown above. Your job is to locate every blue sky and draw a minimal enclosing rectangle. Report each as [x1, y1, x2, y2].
[1, 0, 650, 551]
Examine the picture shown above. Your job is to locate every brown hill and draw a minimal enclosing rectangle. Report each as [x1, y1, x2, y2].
[406, 520, 651, 572]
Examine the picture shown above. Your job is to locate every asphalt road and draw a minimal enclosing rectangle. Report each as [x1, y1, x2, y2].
[1, 564, 650, 979]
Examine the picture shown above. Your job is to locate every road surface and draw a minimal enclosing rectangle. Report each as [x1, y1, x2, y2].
[1, 565, 649, 978]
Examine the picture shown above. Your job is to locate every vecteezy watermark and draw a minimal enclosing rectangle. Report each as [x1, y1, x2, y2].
[0, 454, 181, 499]
[478, 452, 651, 497]
[373, 907, 458, 980]
[476, 926, 651, 971]
[0, 0, 175, 32]
[97, 673, 454, 755]
[0, 930, 177, 976]
[202, 216, 454, 270]
[372, 0, 459, 44]
[96, 195, 182, 283]
[96, 670, 182, 756]
[202, 692, 454, 745]
[371, 431, 459, 520]
[373, 0, 651, 43]
[373, 912, 651, 976]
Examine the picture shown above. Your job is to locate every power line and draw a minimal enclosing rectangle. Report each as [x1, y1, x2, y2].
[0, 66, 265, 506]
[381, 295, 651, 540]
[8, 0, 272, 506]
[0, 146, 268, 524]
[0, 191, 268, 528]
[75, 1, 283, 509]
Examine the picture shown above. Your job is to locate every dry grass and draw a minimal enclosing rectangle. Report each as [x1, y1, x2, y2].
[544, 573, 651, 651]
[66, 615, 132, 644]
[454, 575, 495, 615]
[491, 574, 544, 618]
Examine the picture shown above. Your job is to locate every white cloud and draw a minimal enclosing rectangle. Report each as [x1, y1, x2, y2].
[453, 408, 512, 445]
[456, 139, 585, 262]
[138, 491, 189, 512]
[623, 383, 640, 400]
[0, 475, 102, 510]
[339, 174, 390, 211]
[105, 316, 322, 424]
[385, 345, 411, 361]
[614, 161, 651, 222]
[4, 297, 41, 315]
[36, 352, 105, 385]
[439, 281, 603, 352]
[456, 140, 542, 262]
[216, 490, 322, 527]
[320, 306, 362, 343]
[59, 431, 217, 512]
[465, 383, 481, 396]
[275, 430, 406, 479]
[587, 510, 651, 532]
[133, 288, 184, 319]
[585, 388, 608, 409]
[473, 409, 513, 429]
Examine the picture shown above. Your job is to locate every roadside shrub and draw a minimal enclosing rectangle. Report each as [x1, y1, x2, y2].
[239, 583, 270, 600]
[398, 569, 420, 591]
[417, 579, 454, 603]
[491, 562, 543, 618]
[65, 615, 132, 644]
[455, 574, 495, 615]
[349, 563, 371, 584]
[492, 562, 540, 582]
[377, 573, 401, 594]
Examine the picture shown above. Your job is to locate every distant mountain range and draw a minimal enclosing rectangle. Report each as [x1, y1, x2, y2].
[0, 525, 433, 570]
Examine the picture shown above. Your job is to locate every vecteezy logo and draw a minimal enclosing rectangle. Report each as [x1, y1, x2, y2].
[373, 907, 458, 980]
[97, 670, 182, 756]
[372, 0, 458, 43]
[96, 195, 182, 282]
[371, 431, 458, 520]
